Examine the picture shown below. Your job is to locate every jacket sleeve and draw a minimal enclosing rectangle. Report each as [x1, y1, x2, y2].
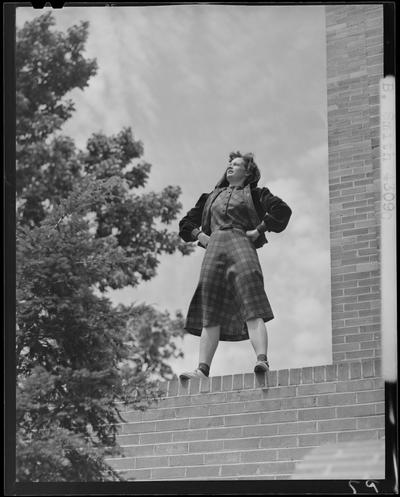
[256, 187, 292, 233]
[178, 193, 209, 242]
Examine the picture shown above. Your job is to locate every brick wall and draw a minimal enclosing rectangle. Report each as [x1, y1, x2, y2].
[292, 439, 385, 479]
[108, 359, 384, 480]
[326, 5, 383, 362]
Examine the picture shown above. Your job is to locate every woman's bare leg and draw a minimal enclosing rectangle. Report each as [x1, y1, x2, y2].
[199, 325, 221, 366]
[180, 325, 221, 379]
[246, 317, 268, 357]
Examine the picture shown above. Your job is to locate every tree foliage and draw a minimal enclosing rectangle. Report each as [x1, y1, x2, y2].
[16, 12, 192, 482]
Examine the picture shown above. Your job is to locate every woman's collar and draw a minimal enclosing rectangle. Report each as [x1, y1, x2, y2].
[225, 184, 244, 190]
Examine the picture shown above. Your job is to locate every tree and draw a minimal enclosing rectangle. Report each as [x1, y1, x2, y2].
[16, 12, 193, 481]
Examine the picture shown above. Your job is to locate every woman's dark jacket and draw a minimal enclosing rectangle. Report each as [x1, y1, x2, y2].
[179, 182, 292, 250]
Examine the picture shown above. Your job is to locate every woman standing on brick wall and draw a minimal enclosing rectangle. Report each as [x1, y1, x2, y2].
[178, 152, 292, 379]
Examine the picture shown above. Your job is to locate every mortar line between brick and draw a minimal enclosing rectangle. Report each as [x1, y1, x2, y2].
[115, 390, 384, 426]
[115, 472, 300, 480]
[129, 475, 294, 480]
[116, 427, 382, 449]
[110, 458, 312, 471]
[111, 432, 384, 474]
[116, 400, 385, 436]
[110, 449, 308, 462]
[107, 446, 316, 461]
[116, 415, 372, 445]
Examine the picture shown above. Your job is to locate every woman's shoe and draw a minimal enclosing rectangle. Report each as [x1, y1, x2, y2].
[179, 369, 207, 380]
[254, 360, 270, 373]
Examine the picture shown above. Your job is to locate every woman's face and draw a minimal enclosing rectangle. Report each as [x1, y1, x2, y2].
[226, 157, 249, 185]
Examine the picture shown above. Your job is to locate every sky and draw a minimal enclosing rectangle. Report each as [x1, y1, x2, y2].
[17, 4, 332, 377]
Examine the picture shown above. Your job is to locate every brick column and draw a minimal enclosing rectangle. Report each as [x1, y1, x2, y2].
[325, 5, 383, 362]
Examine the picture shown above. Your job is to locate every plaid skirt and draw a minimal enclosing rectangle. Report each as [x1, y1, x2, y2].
[184, 228, 274, 341]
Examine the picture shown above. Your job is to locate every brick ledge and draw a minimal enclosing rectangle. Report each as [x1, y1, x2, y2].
[162, 359, 382, 397]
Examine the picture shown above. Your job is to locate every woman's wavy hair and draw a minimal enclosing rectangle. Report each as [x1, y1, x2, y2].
[228, 151, 261, 187]
[215, 150, 261, 188]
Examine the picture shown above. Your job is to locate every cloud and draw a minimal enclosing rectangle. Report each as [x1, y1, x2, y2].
[16, 5, 332, 375]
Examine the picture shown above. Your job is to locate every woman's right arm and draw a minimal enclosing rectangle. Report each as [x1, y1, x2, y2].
[178, 193, 209, 242]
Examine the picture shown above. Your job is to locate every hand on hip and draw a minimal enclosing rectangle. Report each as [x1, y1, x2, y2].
[246, 229, 260, 242]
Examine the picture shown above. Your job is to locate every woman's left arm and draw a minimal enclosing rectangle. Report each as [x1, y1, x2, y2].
[255, 187, 292, 234]
[178, 193, 209, 242]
